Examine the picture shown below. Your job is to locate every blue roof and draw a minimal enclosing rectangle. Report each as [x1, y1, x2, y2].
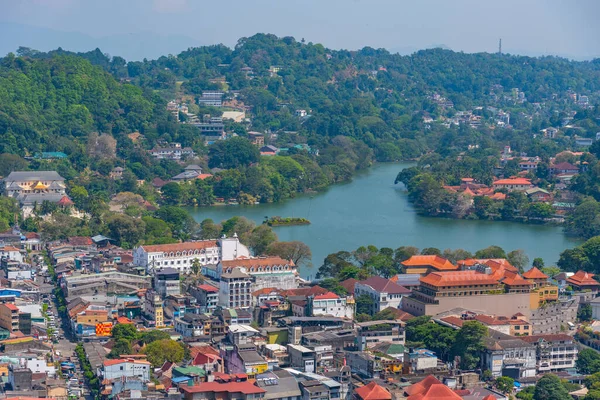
[171, 376, 191, 383]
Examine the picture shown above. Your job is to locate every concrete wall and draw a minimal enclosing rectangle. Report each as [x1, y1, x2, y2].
[530, 298, 578, 335]
[402, 293, 532, 318]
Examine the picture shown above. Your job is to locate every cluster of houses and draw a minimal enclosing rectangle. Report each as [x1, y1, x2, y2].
[0, 224, 599, 399]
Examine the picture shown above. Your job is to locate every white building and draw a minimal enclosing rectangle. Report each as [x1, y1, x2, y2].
[133, 236, 250, 273]
[591, 297, 600, 320]
[0, 246, 24, 263]
[101, 359, 151, 382]
[218, 256, 299, 292]
[308, 292, 354, 319]
[354, 276, 411, 314]
[219, 268, 253, 309]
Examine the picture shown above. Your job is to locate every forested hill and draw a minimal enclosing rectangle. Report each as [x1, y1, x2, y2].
[3, 33, 600, 163]
[0, 54, 167, 156]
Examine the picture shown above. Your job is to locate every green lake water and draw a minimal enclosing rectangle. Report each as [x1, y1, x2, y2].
[187, 162, 581, 278]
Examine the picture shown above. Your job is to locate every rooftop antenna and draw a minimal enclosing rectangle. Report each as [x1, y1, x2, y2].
[498, 38, 502, 56]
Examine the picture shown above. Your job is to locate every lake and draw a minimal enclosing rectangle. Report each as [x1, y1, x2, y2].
[187, 162, 581, 278]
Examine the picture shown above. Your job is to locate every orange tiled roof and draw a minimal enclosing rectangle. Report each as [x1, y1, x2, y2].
[489, 192, 506, 200]
[522, 267, 548, 280]
[567, 270, 599, 287]
[501, 271, 534, 287]
[252, 287, 281, 296]
[493, 178, 532, 185]
[405, 375, 443, 396]
[3, 303, 18, 311]
[314, 292, 340, 300]
[420, 271, 500, 288]
[141, 241, 218, 253]
[355, 382, 392, 400]
[198, 284, 219, 293]
[407, 384, 462, 400]
[103, 358, 150, 367]
[402, 255, 457, 271]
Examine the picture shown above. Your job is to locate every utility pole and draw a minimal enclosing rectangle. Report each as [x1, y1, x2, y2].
[498, 38, 502, 56]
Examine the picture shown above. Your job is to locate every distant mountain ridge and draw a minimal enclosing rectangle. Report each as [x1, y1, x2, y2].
[0, 22, 200, 61]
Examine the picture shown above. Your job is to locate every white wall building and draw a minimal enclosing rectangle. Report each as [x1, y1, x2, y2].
[354, 276, 411, 314]
[309, 292, 354, 319]
[101, 359, 151, 382]
[133, 236, 250, 273]
[219, 268, 253, 309]
[219, 256, 299, 292]
[0, 246, 24, 263]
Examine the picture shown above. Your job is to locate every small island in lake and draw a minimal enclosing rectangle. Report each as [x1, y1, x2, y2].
[264, 216, 311, 226]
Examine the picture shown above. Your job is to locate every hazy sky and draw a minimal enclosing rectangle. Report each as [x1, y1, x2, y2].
[2, 0, 600, 59]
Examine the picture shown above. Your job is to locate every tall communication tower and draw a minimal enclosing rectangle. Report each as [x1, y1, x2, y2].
[498, 38, 502, 55]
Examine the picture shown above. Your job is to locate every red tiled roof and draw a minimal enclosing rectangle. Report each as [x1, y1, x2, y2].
[252, 287, 281, 296]
[57, 196, 74, 206]
[116, 316, 133, 324]
[355, 382, 392, 400]
[68, 236, 93, 246]
[489, 192, 506, 200]
[522, 267, 548, 280]
[314, 292, 340, 300]
[358, 276, 411, 295]
[493, 178, 532, 185]
[198, 284, 219, 293]
[420, 271, 500, 288]
[439, 316, 463, 328]
[197, 174, 213, 180]
[0, 246, 20, 252]
[551, 162, 578, 171]
[520, 334, 574, 343]
[189, 345, 220, 359]
[402, 255, 457, 271]
[222, 256, 294, 268]
[378, 307, 415, 321]
[567, 270, 599, 287]
[340, 278, 358, 294]
[141, 241, 218, 253]
[284, 285, 329, 297]
[180, 381, 266, 395]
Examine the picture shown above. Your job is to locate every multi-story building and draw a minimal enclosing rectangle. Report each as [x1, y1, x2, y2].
[197, 92, 224, 107]
[148, 144, 194, 160]
[175, 313, 211, 337]
[521, 334, 578, 373]
[567, 270, 600, 293]
[0, 303, 20, 332]
[101, 359, 151, 382]
[356, 320, 405, 351]
[134, 236, 250, 273]
[142, 289, 164, 328]
[219, 256, 299, 292]
[3, 171, 66, 198]
[481, 330, 537, 378]
[354, 276, 411, 314]
[219, 268, 253, 309]
[492, 178, 534, 191]
[307, 292, 354, 319]
[404, 259, 540, 318]
[63, 271, 152, 297]
[153, 267, 181, 297]
[288, 344, 316, 373]
[190, 284, 219, 312]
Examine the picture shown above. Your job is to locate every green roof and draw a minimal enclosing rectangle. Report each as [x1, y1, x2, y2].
[173, 366, 206, 377]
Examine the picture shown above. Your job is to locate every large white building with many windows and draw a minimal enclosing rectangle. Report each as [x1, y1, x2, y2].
[133, 236, 250, 273]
